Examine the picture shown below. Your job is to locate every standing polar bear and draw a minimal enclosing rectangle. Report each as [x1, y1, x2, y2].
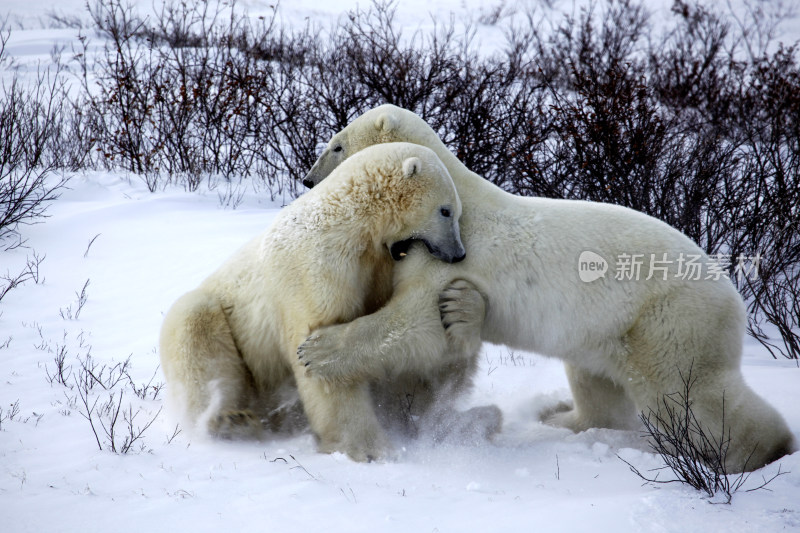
[159, 142, 473, 461]
[297, 104, 795, 472]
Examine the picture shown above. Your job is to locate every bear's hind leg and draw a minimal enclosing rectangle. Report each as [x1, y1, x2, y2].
[543, 364, 638, 432]
[622, 288, 795, 473]
[293, 367, 392, 462]
[160, 289, 261, 439]
[698, 373, 794, 472]
[627, 362, 794, 473]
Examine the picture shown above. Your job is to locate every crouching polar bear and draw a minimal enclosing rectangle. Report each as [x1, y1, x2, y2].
[160, 142, 487, 461]
[297, 104, 795, 472]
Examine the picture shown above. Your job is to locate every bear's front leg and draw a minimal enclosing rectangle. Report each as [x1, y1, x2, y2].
[293, 369, 393, 462]
[298, 279, 449, 381]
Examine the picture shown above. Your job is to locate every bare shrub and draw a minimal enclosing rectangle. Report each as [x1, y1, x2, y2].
[0, 400, 21, 431]
[44, 343, 73, 387]
[1, 30, 70, 306]
[747, 265, 800, 361]
[75, 0, 298, 196]
[42, 336, 164, 454]
[0, 251, 45, 307]
[727, 44, 800, 360]
[59, 279, 90, 320]
[0, 32, 70, 247]
[76, 384, 162, 454]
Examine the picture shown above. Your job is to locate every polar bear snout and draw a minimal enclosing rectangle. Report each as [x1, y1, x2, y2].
[302, 161, 326, 189]
[304, 141, 348, 188]
[302, 166, 326, 189]
[421, 232, 466, 264]
[390, 236, 466, 264]
[436, 238, 466, 263]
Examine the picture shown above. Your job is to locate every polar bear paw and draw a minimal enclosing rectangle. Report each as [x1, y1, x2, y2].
[318, 429, 395, 463]
[438, 279, 485, 349]
[208, 409, 263, 440]
[541, 403, 585, 432]
[297, 327, 354, 380]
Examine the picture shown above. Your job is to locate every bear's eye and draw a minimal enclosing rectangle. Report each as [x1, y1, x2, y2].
[332, 145, 343, 153]
[440, 207, 451, 218]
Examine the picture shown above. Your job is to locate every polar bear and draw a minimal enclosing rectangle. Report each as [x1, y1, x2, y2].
[296, 104, 795, 473]
[159, 142, 472, 461]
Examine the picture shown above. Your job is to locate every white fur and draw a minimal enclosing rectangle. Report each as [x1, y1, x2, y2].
[298, 105, 795, 472]
[159, 142, 469, 461]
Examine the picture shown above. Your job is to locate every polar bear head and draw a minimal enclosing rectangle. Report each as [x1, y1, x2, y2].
[303, 104, 439, 189]
[316, 142, 465, 263]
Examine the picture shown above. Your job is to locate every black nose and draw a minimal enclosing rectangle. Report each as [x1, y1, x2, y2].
[302, 178, 314, 189]
[451, 252, 466, 263]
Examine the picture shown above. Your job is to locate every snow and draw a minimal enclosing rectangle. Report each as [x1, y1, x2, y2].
[2, 2, 800, 532]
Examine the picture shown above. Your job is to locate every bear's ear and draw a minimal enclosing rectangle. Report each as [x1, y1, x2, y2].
[402, 157, 421, 178]
[374, 112, 398, 133]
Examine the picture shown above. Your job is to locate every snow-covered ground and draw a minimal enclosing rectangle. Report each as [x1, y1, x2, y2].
[2, 2, 800, 532]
